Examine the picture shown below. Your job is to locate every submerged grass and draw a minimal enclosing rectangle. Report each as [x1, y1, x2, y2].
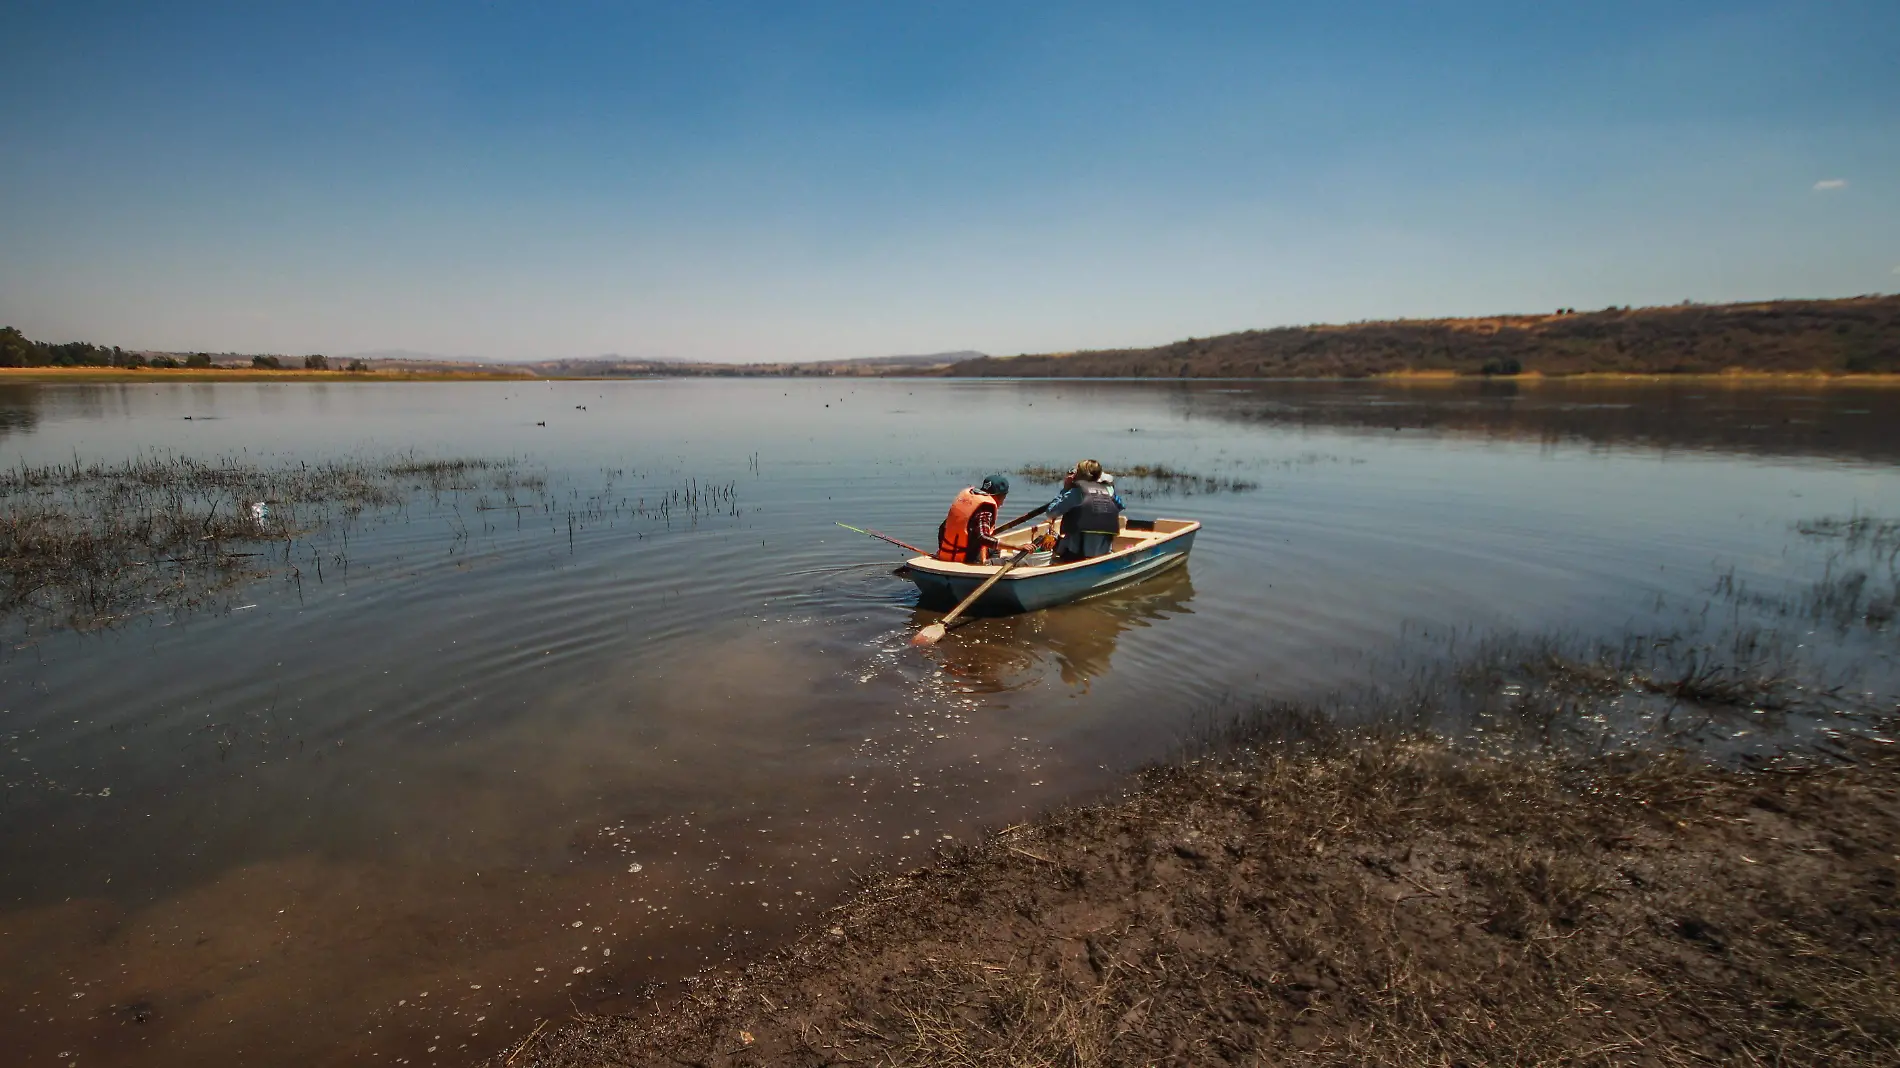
[1014, 462, 1260, 498]
[0, 454, 523, 630]
[0, 454, 746, 631]
[1795, 514, 1900, 556]
[1711, 514, 1900, 639]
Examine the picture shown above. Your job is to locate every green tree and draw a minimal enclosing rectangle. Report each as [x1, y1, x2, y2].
[185, 352, 213, 368]
[0, 327, 37, 367]
[45, 341, 109, 366]
[303, 354, 329, 370]
[252, 354, 283, 370]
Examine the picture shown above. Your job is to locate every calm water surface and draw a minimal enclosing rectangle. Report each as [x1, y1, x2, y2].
[2, 378, 1898, 1066]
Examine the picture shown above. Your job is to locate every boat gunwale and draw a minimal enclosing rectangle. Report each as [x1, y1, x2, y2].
[904, 518, 1201, 580]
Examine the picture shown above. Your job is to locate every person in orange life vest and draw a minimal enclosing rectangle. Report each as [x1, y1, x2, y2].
[936, 474, 1010, 563]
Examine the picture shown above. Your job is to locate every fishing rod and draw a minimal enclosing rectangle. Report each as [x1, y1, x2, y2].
[835, 522, 929, 556]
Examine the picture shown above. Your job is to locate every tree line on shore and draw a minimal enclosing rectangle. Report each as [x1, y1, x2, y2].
[0, 328, 366, 371]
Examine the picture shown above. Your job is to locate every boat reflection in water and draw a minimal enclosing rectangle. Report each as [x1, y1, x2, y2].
[919, 566, 1197, 693]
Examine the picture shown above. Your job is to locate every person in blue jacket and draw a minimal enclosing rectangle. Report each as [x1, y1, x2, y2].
[1045, 459, 1124, 561]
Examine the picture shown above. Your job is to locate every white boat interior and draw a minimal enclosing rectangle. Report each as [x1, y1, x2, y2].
[910, 516, 1200, 576]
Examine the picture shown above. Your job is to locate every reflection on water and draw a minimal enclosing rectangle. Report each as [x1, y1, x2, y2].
[924, 568, 1196, 692]
[0, 377, 1897, 1066]
[1172, 378, 1900, 462]
[0, 384, 39, 439]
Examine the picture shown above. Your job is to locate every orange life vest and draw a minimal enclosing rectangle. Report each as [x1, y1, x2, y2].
[936, 487, 1000, 563]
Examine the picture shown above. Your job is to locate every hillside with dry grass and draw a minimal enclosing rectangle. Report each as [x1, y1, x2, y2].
[946, 295, 1900, 378]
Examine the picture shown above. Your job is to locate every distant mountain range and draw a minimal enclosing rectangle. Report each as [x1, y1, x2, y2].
[330, 349, 986, 377]
[521, 350, 983, 377]
[829, 350, 987, 367]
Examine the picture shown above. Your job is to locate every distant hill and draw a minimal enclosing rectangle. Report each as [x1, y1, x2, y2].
[944, 296, 1900, 379]
[2, 331, 984, 377]
[338, 349, 477, 363]
[844, 350, 986, 368]
[525, 350, 985, 378]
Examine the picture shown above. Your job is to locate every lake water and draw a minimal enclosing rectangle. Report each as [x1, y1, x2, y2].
[2, 377, 1898, 1066]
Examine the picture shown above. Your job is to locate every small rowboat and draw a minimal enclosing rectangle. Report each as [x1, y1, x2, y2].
[906, 517, 1199, 615]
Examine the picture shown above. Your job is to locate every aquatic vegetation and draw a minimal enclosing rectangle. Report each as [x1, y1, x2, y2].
[1709, 515, 1900, 638]
[0, 454, 411, 628]
[0, 454, 742, 631]
[1185, 622, 1876, 769]
[1014, 462, 1260, 498]
[1795, 514, 1900, 557]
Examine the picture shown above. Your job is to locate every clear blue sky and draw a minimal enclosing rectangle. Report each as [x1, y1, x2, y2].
[2, 1, 1895, 362]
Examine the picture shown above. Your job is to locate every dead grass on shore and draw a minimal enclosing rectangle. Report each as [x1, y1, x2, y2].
[501, 650, 1900, 1068]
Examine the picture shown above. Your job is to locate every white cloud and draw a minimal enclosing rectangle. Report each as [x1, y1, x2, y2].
[1813, 178, 1848, 191]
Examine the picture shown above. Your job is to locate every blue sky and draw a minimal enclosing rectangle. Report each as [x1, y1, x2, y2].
[2, 1, 1895, 362]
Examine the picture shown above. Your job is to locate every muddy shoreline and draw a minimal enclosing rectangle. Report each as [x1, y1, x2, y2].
[499, 668, 1900, 1067]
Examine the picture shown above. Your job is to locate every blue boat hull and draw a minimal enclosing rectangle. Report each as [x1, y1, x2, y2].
[908, 526, 1196, 615]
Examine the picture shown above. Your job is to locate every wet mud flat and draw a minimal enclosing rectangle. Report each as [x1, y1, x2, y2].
[505, 654, 1900, 1068]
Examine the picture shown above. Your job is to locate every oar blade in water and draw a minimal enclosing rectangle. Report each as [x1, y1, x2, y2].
[912, 546, 1032, 646]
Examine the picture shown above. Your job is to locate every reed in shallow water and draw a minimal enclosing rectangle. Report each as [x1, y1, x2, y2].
[0, 454, 517, 629]
[1014, 461, 1261, 498]
[0, 454, 748, 631]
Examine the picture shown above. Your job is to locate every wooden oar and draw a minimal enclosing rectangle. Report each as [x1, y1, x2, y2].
[911, 545, 1035, 647]
[835, 522, 929, 556]
[994, 503, 1048, 535]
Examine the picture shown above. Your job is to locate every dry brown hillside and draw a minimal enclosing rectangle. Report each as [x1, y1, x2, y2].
[945, 295, 1900, 378]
